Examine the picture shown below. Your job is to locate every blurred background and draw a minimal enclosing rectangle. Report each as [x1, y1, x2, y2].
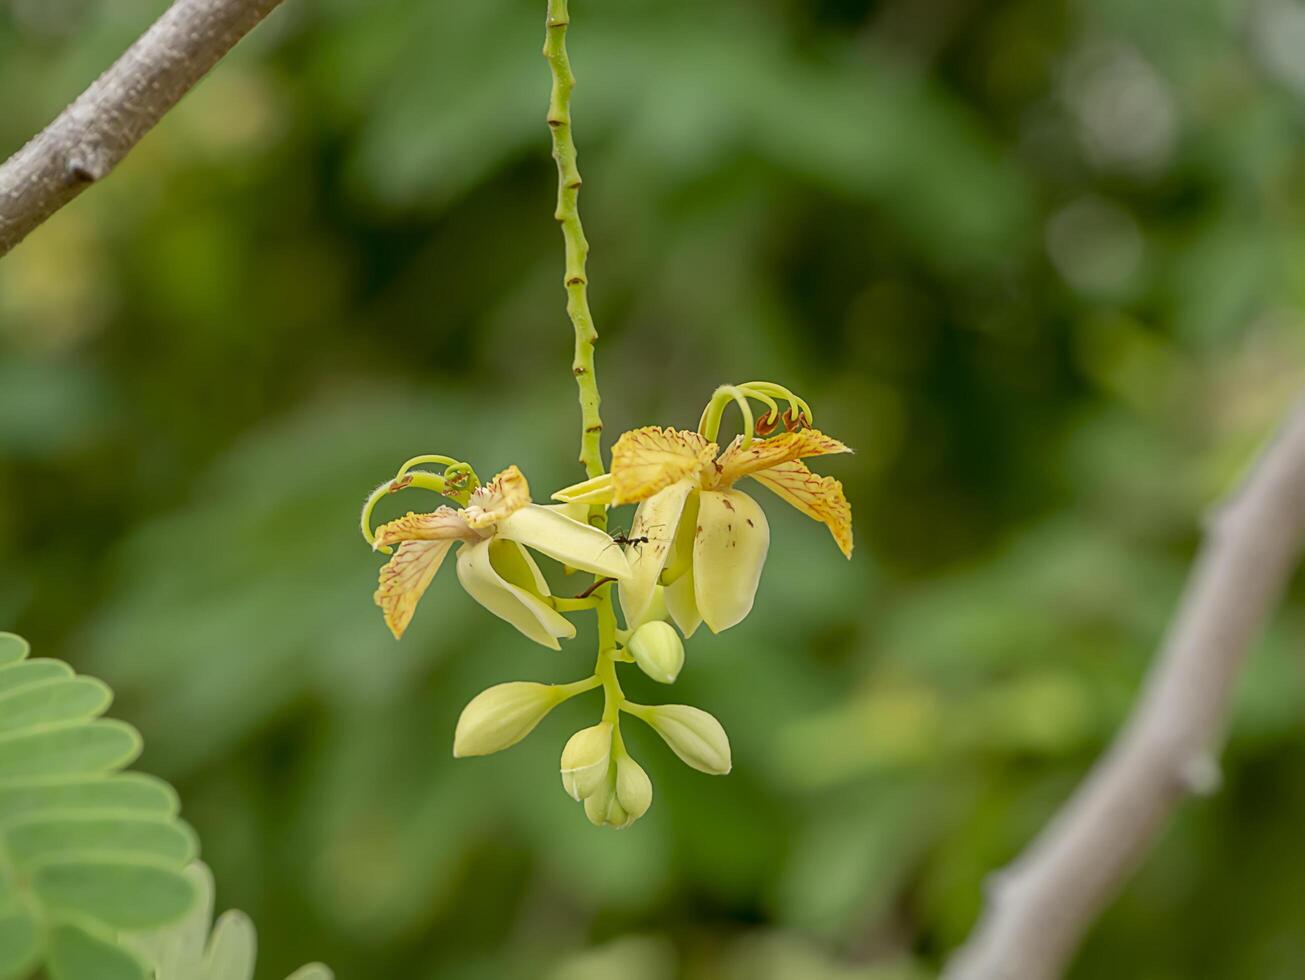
[3, 0, 1305, 976]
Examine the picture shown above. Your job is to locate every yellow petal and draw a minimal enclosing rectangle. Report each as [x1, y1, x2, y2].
[617, 481, 694, 629]
[609, 427, 717, 505]
[373, 507, 475, 550]
[495, 504, 630, 580]
[550, 473, 615, 505]
[750, 459, 853, 558]
[374, 539, 457, 639]
[693, 489, 770, 633]
[714, 427, 851, 488]
[463, 464, 531, 529]
[455, 539, 576, 650]
[542, 500, 592, 522]
[663, 566, 702, 638]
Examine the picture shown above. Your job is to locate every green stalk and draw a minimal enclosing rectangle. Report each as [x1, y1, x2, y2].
[544, 0, 603, 484]
[543, 0, 624, 729]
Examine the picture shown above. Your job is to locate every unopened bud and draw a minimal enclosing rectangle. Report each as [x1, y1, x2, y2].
[637, 704, 731, 774]
[614, 753, 652, 823]
[628, 621, 684, 684]
[560, 722, 613, 801]
[453, 682, 562, 758]
[579, 752, 652, 829]
[583, 784, 626, 827]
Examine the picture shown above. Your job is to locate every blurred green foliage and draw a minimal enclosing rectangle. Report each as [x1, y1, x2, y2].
[3, 0, 1305, 977]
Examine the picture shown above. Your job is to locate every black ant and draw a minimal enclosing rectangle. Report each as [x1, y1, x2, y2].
[602, 523, 664, 555]
[611, 530, 651, 548]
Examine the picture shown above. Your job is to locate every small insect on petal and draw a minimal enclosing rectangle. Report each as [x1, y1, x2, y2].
[617, 481, 696, 630]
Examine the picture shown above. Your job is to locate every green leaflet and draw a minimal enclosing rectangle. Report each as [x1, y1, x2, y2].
[0, 633, 332, 979]
[127, 862, 334, 980]
[0, 632, 197, 979]
[47, 921, 152, 980]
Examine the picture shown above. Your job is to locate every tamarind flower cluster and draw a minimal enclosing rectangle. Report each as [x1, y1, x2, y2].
[360, 382, 852, 828]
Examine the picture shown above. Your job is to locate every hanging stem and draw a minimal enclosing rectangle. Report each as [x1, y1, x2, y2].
[544, 0, 604, 485]
[543, 0, 625, 733]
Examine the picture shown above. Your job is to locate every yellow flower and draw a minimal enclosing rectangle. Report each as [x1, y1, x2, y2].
[555, 426, 852, 634]
[373, 465, 629, 648]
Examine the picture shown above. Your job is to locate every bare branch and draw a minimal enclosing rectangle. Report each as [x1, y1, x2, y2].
[0, 0, 285, 258]
[945, 396, 1305, 980]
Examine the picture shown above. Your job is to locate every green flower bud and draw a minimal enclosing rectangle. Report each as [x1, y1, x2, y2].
[560, 722, 613, 800]
[614, 753, 653, 823]
[628, 621, 684, 684]
[636, 704, 731, 774]
[583, 784, 626, 827]
[578, 752, 651, 830]
[453, 682, 562, 758]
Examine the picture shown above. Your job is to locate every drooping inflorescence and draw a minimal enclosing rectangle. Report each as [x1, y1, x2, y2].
[357, 4, 852, 829]
[359, 383, 852, 828]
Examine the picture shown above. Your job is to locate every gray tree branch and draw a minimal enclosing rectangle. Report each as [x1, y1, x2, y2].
[945, 396, 1305, 980]
[0, 0, 285, 258]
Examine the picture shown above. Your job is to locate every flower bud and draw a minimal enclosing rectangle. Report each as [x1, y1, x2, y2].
[637, 704, 731, 774]
[628, 621, 684, 684]
[560, 722, 613, 801]
[583, 784, 625, 827]
[579, 753, 651, 830]
[453, 682, 562, 758]
[614, 753, 653, 823]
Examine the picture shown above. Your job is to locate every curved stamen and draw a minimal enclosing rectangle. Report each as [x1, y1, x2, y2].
[737, 381, 814, 427]
[698, 384, 756, 448]
[394, 454, 461, 479]
[361, 456, 481, 553]
[360, 480, 400, 553]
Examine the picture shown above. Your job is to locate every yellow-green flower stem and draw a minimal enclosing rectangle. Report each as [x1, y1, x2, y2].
[545, 0, 603, 485]
[697, 381, 815, 447]
[594, 582, 623, 722]
[544, 2, 628, 756]
[555, 674, 604, 700]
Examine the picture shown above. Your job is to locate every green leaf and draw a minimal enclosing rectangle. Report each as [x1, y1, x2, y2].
[6, 816, 198, 869]
[0, 678, 113, 734]
[0, 902, 41, 980]
[203, 911, 256, 980]
[0, 635, 199, 975]
[0, 721, 142, 779]
[47, 920, 150, 980]
[0, 659, 75, 696]
[0, 635, 29, 668]
[287, 968, 335, 980]
[33, 860, 197, 931]
[0, 774, 179, 825]
[128, 862, 335, 980]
